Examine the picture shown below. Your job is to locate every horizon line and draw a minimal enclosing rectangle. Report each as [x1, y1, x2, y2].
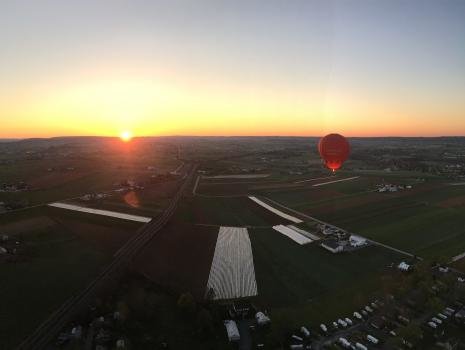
[2, 134, 465, 140]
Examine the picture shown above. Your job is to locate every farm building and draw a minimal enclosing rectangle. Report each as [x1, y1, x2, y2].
[349, 235, 367, 247]
[398, 261, 411, 272]
[320, 225, 337, 235]
[272, 225, 312, 245]
[224, 320, 240, 342]
[255, 312, 271, 326]
[321, 240, 343, 254]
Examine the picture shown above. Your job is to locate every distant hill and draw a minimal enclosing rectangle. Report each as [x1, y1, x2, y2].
[0, 138, 21, 142]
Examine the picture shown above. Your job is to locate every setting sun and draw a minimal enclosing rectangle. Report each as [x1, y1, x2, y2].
[120, 130, 133, 142]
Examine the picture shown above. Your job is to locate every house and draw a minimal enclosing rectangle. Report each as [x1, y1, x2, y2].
[321, 240, 343, 253]
[349, 235, 367, 247]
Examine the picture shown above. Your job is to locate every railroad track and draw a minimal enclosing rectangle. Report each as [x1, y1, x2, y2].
[17, 164, 197, 350]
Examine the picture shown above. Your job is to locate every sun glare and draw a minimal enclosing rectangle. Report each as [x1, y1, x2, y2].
[120, 130, 133, 142]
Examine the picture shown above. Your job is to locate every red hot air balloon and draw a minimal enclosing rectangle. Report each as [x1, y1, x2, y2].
[318, 133, 350, 172]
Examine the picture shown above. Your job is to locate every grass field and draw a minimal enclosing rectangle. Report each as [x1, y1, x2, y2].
[262, 175, 465, 260]
[66, 179, 182, 218]
[177, 196, 293, 227]
[140, 191, 405, 333]
[0, 207, 140, 348]
[0, 150, 182, 206]
[249, 227, 402, 328]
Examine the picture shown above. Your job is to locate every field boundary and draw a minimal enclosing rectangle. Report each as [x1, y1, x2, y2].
[312, 176, 360, 187]
[48, 203, 152, 223]
[248, 196, 303, 223]
[202, 174, 270, 179]
[294, 176, 333, 184]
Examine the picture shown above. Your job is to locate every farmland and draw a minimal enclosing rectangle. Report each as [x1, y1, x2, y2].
[0, 206, 141, 348]
[0, 137, 182, 207]
[206, 227, 257, 300]
[137, 187, 405, 331]
[262, 174, 465, 260]
[134, 221, 218, 299]
[249, 227, 402, 326]
[177, 195, 292, 227]
[1, 136, 465, 348]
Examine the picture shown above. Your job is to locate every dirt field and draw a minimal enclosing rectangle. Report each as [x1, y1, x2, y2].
[27, 170, 94, 189]
[76, 179, 182, 217]
[135, 222, 218, 299]
[51, 216, 140, 255]
[438, 194, 465, 208]
[0, 216, 55, 235]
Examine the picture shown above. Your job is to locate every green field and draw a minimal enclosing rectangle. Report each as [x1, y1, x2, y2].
[249, 228, 402, 329]
[0, 207, 140, 348]
[170, 192, 405, 332]
[262, 175, 465, 260]
[177, 196, 289, 227]
[0, 150, 181, 206]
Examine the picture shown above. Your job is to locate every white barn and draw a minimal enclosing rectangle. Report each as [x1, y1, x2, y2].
[349, 235, 367, 247]
[398, 262, 411, 272]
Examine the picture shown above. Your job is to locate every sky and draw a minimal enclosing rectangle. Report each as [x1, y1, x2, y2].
[1, 0, 464, 138]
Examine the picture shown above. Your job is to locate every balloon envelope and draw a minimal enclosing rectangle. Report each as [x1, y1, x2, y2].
[318, 133, 350, 171]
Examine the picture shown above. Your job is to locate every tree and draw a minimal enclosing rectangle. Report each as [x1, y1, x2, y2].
[427, 296, 445, 314]
[385, 336, 403, 349]
[398, 323, 423, 344]
[196, 308, 214, 334]
[116, 300, 130, 322]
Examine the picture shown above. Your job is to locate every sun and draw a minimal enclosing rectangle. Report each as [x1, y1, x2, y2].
[120, 130, 133, 142]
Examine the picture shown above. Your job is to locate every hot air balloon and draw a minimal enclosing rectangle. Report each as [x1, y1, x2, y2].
[318, 133, 350, 172]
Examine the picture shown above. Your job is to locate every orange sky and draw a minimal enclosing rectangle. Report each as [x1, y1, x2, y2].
[1, 1, 464, 138]
[2, 73, 463, 138]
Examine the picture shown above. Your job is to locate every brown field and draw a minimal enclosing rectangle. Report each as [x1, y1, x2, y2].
[307, 192, 383, 216]
[0, 216, 55, 235]
[72, 179, 182, 217]
[438, 195, 465, 208]
[135, 222, 218, 299]
[27, 171, 94, 189]
[51, 216, 140, 254]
